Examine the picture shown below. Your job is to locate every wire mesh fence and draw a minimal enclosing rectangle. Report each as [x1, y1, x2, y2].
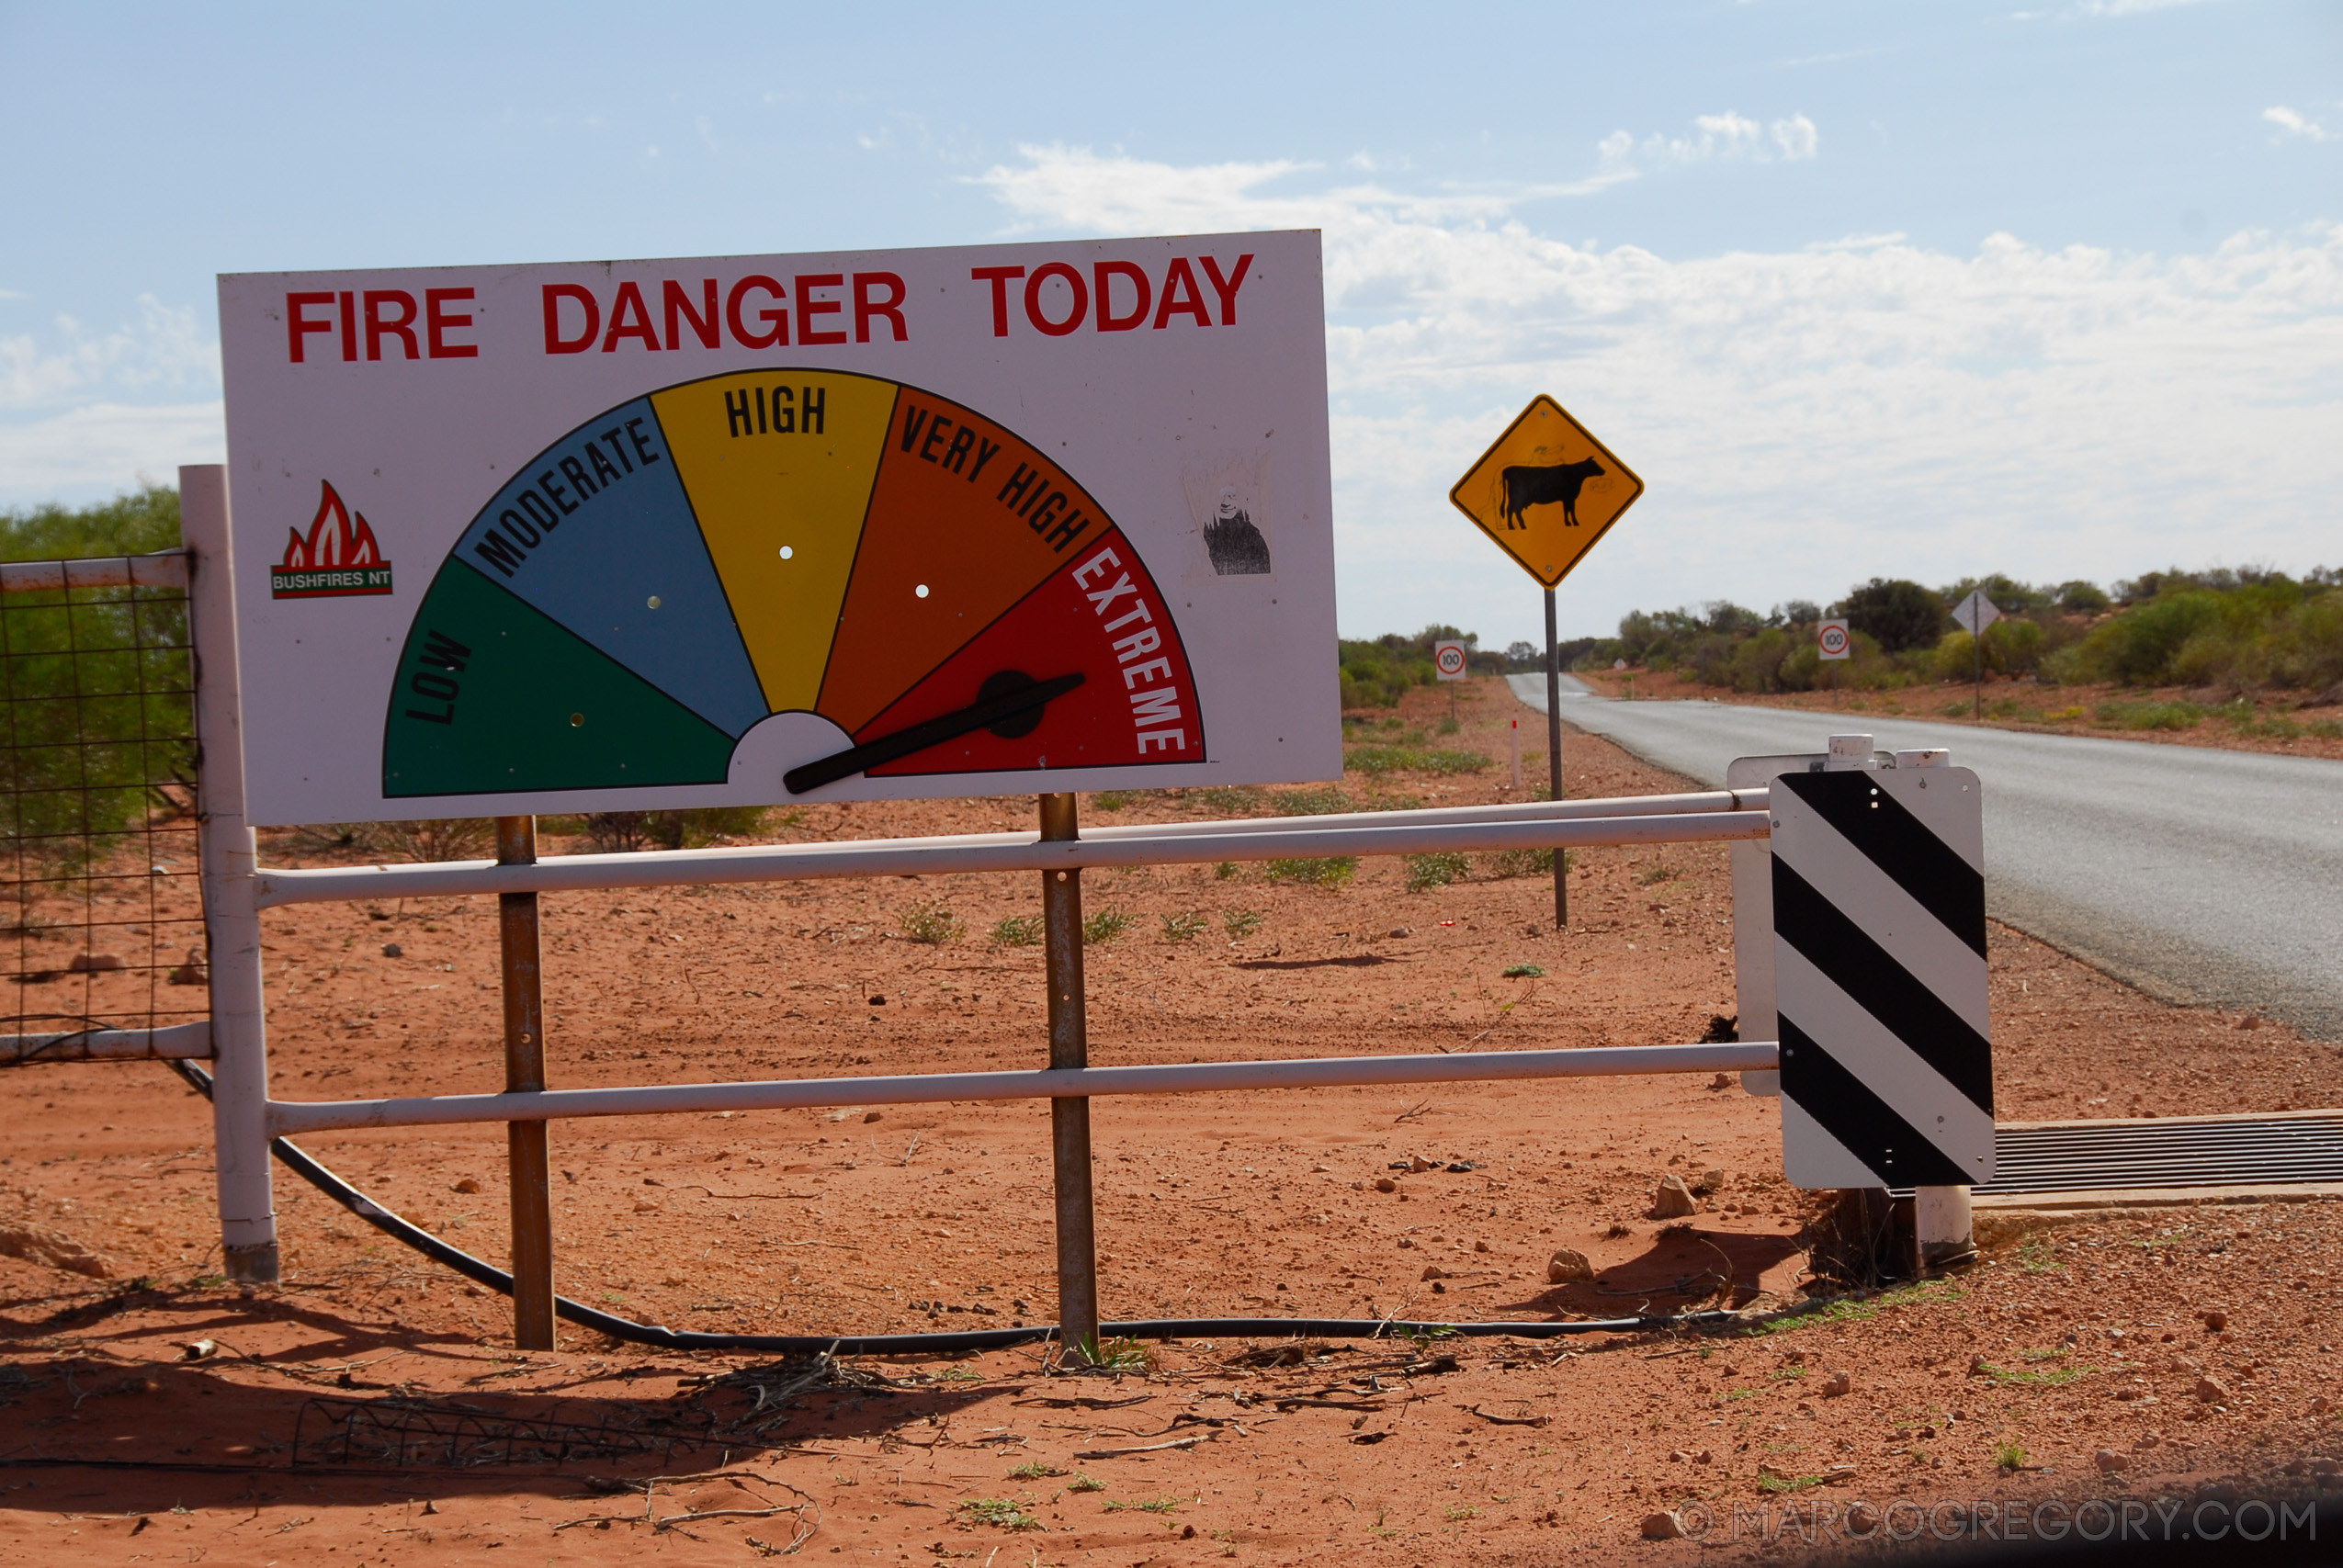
[1, 554, 206, 1059]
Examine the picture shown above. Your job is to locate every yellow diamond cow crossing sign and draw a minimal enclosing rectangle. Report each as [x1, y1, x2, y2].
[1448, 396, 1644, 588]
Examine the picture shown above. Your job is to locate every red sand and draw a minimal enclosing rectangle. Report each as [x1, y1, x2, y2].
[5, 676, 2337, 1563]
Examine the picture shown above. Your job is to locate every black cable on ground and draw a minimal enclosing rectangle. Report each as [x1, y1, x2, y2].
[170, 1060, 1738, 1354]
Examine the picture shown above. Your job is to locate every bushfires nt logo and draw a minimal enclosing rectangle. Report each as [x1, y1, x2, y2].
[271, 481, 393, 598]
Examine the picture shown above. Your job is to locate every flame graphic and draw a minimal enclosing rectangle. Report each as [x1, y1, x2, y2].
[282, 481, 385, 570]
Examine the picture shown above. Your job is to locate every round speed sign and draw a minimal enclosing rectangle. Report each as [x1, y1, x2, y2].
[1817, 623, 1851, 658]
[1433, 642, 1468, 678]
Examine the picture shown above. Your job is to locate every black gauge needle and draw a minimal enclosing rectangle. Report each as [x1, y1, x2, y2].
[783, 671, 1086, 795]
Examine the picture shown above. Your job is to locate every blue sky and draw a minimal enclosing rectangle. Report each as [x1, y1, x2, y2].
[3, 0, 2336, 645]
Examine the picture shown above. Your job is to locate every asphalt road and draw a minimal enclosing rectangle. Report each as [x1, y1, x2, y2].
[1509, 673, 2343, 1043]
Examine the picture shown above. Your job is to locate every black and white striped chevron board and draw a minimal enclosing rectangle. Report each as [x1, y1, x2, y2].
[1771, 766, 1996, 1189]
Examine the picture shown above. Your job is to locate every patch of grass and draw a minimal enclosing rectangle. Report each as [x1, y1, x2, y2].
[1068, 1474, 1106, 1494]
[2019, 1346, 2070, 1363]
[1994, 1440, 2028, 1471]
[1079, 1334, 1152, 1371]
[1758, 1471, 1828, 1495]
[2018, 1237, 2065, 1274]
[1480, 847, 1561, 879]
[1082, 905, 1134, 944]
[897, 899, 963, 945]
[1436, 714, 1461, 735]
[957, 1496, 1043, 1531]
[1769, 1364, 1808, 1382]
[1404, 851, 1469, 892]
[1104, 1495, 1181, 1515]
[1007, 1461, 1065, 1481]
[2094, 699, 2205, 731]
[1224, 908, 1264, 939]
[1745, 1279, 1965, 1336]
[1273, 784, 1352, 816]
[1265, 856, 1356, 886]
[1443, 1503, 1480, 1521]
[1636, 864, 1679, 886]
[1160, 910, 1210, 943]
[1090, 790, 1138, 812]
[990, 915, 1044, 948]
[934, 1364, 983, 1382]
[1213, 860, 1240, 880]
[1502, 962, 1545, 978]
[1197, 784, 1266, 815]
[1345, 745, 1490, 776]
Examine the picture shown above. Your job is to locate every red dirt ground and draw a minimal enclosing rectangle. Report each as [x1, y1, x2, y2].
[4, 677, 2338, 1563]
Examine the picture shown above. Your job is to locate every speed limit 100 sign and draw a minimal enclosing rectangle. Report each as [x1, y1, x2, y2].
[1817, 619, 1851, 660]
[1433, 639, 1469, 681]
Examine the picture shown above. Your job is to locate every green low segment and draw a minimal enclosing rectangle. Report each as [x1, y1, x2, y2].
[384, 559, 737, 798]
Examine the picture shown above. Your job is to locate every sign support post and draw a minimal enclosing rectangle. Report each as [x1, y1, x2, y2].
[184, 465, 280, 1285]
[1040, 794, 1099, 1360]
[1544, 587, 1568, 927]
[1447, 394, 1645, 932]
[498, 816, 556, 1350]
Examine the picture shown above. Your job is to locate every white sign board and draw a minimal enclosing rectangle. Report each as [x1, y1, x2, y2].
[1816, 618, 1851, 660]
[1952, 590, 2001, 637]
[1432, 640, 1469, 681]
[218, 232, 1336, 825]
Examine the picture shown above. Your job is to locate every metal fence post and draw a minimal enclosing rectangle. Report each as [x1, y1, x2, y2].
[1544, 586, 1567, 927]
[1039, 793, 1099, 1359]
[498, 816, 555, 1349]
[179, 464, 278, 1285]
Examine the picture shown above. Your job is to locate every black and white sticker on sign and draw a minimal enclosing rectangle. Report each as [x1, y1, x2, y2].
[1771, 767, 1995, 1189]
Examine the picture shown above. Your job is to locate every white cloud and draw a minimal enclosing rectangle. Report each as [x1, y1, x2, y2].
[978, 144, 2343, 642]
[0, 295, 222, 502]
[0, 295, 217, 412]
[1600, 111, 1819, 173]
[2264, 106, 2334, 143]
[0, 401, 224, 502]
[2067, 0, 2224, 14]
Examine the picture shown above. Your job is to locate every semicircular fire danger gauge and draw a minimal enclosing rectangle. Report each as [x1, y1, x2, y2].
[384, 370, 1199, 800]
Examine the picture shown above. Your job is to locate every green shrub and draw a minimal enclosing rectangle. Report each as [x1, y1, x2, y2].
[0, 488, 196, 891]
[1091, 790, 1137, 812]
[2094, 700, 2204, 731]
[1224, 908, 1264, 938]
[1082, 905, 1134, 943]
[1345, 746, 1488, 776]
[1481, 847, 1560, 878]
[990, 915, 1043, 947]
[1196, 784, 1265, 816]
[1932, 619, 2046, 680]
[2056, 590, 2225, 685]
[1160, 910, 1209, 942]
[1843, 578, 1948, 652]
[1265, 856, 1355, 886]
[898, 899, 963, 945]
[1273, 784, 1352, 816]
[1403, 852, 1469, 892]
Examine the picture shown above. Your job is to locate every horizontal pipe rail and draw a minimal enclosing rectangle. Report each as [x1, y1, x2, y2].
[255, 794, 1771, 908]
[3, 1021, 214, 1066]
[266, 1042, 1780, 1136]
[0, 550, 187, 592]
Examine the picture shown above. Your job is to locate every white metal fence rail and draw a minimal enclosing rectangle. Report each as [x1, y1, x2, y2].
[35, 461, 1834, 1352]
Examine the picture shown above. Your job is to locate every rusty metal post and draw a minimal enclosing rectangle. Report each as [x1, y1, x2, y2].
[1039, 793, 1099, 1359]
[497, 816, 555, 1350]
[1545, 586, 1568, 928]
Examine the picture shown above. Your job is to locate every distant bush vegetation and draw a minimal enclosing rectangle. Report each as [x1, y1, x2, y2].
[1580, 567, 2342, 697]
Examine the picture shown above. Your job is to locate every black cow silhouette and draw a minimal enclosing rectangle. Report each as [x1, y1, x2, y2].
[1499, 457, 1604, 530]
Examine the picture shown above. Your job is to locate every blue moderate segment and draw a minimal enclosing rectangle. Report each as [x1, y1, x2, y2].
[452, 397, 767, 737]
